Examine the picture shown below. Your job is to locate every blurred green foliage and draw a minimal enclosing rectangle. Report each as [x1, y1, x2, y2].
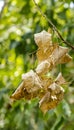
[0, 0, 74, 130]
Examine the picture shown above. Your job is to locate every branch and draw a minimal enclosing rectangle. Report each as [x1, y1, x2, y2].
[33, 0, 74, 50]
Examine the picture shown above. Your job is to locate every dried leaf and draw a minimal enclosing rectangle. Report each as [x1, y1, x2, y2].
[48, 46, 69, 66]
[37, 44, 57, 63]
[34, 30, 52, 52]
[10, 82, 26, 100]
[38, 77, 53, 99]
[22, 70, 42, 94]
[11, 70, 43, 100]
[36, 46, 69, 76]
[39, 92, 51, 114]
[10, 30, 72, 113]
[39, 83, 64, 113]
[41, 76, 53, 90]
[58, 53, 72, 64]
[55, 73, 66, 85]
[48, 83, 64, 94]
[36, 60, 51, 75]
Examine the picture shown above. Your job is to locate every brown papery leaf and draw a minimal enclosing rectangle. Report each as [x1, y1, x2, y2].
[11, 70, 43, 100]
[10, 82, 34, 100]
[37, 44, 57, 63]
[36, 60, 51, 75]
[22, 70, 42, 94]
[34, 30, 52, 51]
[10, 82, 26, 100]
[39, 92, 51, 114]
[58, 53, 72, 64]
[48, 83, 64, 94]
[39, 83, 64, 113]
[48, 46, 69, 66]
[41, 76, 53, 91]
[38, 77, 53, 99]
[36, 46, 69, 76]
[55, 73, 66, 85]
[10, 30, 72, 113]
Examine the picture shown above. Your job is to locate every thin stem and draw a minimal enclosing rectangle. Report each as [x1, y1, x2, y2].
[33, 0, 74, 50]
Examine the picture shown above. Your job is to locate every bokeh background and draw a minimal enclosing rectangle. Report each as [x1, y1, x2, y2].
[0, 0, 74, 130]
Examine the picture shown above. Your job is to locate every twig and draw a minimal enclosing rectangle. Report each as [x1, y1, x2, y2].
[28, 49, 38, 55]
[33, 0, 74, 50]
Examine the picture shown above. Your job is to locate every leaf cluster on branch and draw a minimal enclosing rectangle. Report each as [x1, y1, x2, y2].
[10, 30, 72, 113]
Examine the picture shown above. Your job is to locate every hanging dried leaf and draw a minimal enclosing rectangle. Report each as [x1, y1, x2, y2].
[39, 92, 51, 114]
[55, 73, 66, 85]
[48, 46, 69, 66]
[38, 77, 53, 99]
[36, 46, 69, 75]
[11, 70, 43, 100]
[10, 83, 38, 100]
[34, 30, 52, 52]
[10, 82, 27, 100]
[58, 53, 72, 64]
[37, 44, 57, 63]
[48, 83, 64, 94]
[22, 70, 42, 94]
[36, 60, 51, 75]
[10, 30, 72, 113]
[41, 76, 53, 90]
[39, 83, 64, 113]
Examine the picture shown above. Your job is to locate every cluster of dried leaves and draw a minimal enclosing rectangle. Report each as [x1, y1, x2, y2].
[10, 30, 72, 113]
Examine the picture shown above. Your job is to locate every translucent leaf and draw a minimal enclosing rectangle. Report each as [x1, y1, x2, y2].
[41, 76, 53, 90]
[36, 60, 51, 75]
[48, 46, 69, 66]
[37, 44, 57, 63]
[10, 30, 72, 113]
[11, 70, 43, 100]
[39, 92, 51, 114]
[22, 70, 42, 93]
[55, 73, 66, 85]
[10, 81, 37, 100]
[10, 82, 26, 100]
[39, 83, 64, 113]
[48, 83, 64, 95]
[58, 53, 72, 64]
[34, 30, 52, 51]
